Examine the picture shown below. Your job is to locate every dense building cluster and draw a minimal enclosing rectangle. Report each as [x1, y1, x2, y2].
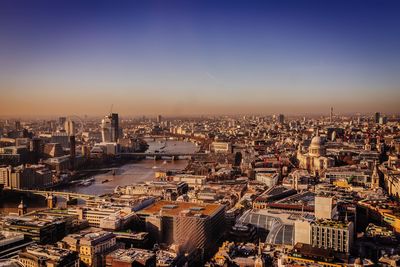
[0, 111, 400, 266]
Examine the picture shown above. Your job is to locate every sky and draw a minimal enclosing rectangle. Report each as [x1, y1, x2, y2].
[1, 0, 400, 117]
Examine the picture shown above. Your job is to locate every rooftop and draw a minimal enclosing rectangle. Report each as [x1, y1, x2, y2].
[137, 200, 223, 217]
[107, 248, 154, 263]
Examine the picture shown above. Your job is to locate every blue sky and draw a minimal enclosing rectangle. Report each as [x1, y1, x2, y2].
[1, 0, 400, 116]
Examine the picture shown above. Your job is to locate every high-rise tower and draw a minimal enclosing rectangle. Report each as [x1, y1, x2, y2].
[101, 113, 119, 142]
[101, 115, 112, 142]
[110, 113, 119, 142]
[64, 119, 75, 136]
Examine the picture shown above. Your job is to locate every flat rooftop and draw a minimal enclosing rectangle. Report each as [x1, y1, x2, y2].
[107, 248, 154, 263]
[137, 200, 223, 217]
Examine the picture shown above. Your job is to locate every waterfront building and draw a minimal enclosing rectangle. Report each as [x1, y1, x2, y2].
[0, 164, 53, 189]
[210, 142, 232, 153]
[101, 113, 119, 143]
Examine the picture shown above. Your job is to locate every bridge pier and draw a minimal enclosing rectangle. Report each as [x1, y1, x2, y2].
[46, 194, 57, 209]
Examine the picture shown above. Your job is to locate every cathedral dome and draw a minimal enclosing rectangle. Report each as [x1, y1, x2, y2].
[309, 136, 326, 157]
[310, 136, 324, 147]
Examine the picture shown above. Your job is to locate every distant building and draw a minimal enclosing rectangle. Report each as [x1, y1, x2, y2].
[379, 116, 387, 125]
[110, 113, 119, 142]
[0, 164, 52, 189]
[51, 132, 69, 148]
[58, 117, 66, 127]
[171, 174, 207, 188]
[210, 142, 232, 153]
[101, 115, 112, 142]
[64, 119, 75, 137]
[375, 112, 381, 124]
[278, 114, 285, 124]
[43, 143, 64, 158]
[91, 142, 119, 155]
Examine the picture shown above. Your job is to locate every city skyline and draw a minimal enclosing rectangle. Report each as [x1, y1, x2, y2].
[1, 0, 400, 116]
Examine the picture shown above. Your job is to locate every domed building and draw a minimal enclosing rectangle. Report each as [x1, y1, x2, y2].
[297, 134, 334, 175]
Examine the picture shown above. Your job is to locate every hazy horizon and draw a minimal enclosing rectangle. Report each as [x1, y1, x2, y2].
[1, 0, 400, 116]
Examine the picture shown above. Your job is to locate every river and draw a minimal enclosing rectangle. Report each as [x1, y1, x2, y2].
[65, 139, 198, 195]
[0, 139, 198, 214]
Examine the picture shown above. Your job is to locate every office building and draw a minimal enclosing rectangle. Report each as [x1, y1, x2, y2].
[311, 220, 354, 254]
[2, 215, 66, 244]
[59, 230, 117, 267]
[19, 244, 79, 267]
[137, 200, 225, 259]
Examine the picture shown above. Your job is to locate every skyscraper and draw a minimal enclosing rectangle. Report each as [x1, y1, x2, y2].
[375, 112, 380, 124]
[101, 115, 112, 142]
[59, 117, 66, 127]
[110, 113, 119, 142]
[69, 135, 76, 170]
[278, 114, 285, 124]
[101, 113, 119, 142]
[64, 119, 75, 136]
[330, 107, 333, 123]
